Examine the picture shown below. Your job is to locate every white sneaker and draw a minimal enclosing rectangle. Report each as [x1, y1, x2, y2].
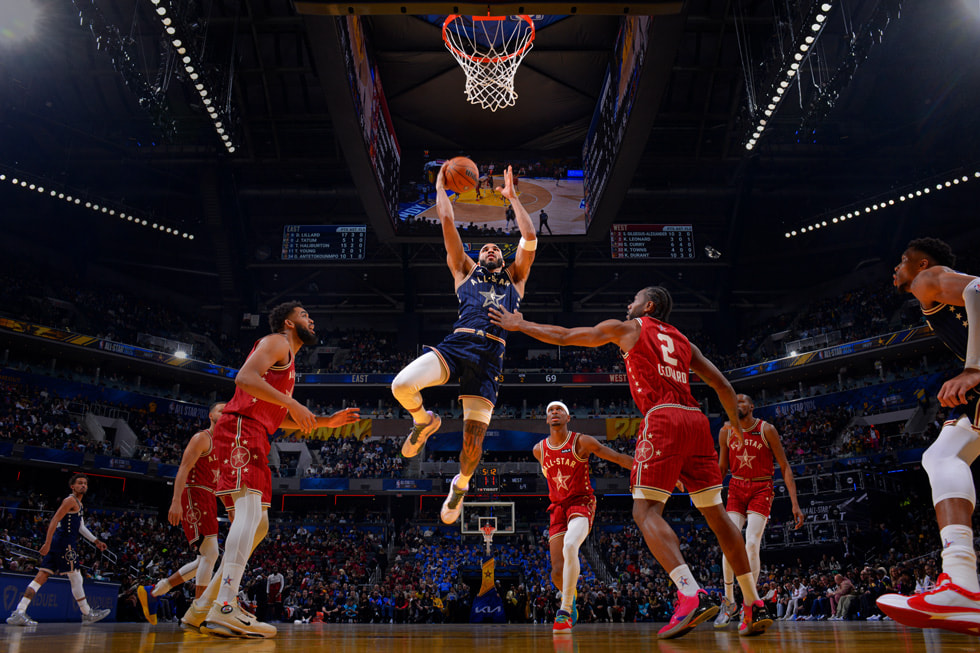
[203, 601, 277, 638]
[6, 611, 37, 626]
[877, 573, 980, 636]
[401, 412, 441, 458]
[713, 597, 738, 628]
[181, 602, 210, 630]
[440, 474, 467, 525]
[82, 608, 111, 625]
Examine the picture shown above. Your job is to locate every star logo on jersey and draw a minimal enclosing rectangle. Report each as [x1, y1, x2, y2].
[185, 506, 201, 525]
[64, 546, 79, 566]
[736, 449, 756, 468]
[479, 289, 507, 308]
[552, 468, 570, 491]
[230, 446, 250, 469]
[635, 440, 654, 463]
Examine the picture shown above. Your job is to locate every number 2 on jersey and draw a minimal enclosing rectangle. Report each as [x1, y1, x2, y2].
[657, 333, 679, 367]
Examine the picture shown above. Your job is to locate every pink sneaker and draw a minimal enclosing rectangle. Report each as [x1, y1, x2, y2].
[658, 589, 719, 639]
[877, 573, 980, 636]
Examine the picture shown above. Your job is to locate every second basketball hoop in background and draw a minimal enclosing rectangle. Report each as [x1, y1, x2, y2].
[443, 157, 480, 193]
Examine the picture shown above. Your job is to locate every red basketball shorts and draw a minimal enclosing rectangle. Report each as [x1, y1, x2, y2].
[548, 494, 597, 541]
[214, 414, 272, 507]
[181, 486, 220, 545]
[631, 406, 722, 503]
[726, 477, 774, 519]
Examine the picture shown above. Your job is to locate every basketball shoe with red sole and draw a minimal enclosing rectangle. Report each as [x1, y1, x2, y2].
[877, 573, 980, 636]
[738, 599, 773, 637]
[658, 589, 719, 639]
[553, 609, 573, 633]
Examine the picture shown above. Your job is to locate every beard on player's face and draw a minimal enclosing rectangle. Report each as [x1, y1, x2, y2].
[295, 323, 319, 345]
[737, 408, 749, 419]
[480, 256, 503, 271]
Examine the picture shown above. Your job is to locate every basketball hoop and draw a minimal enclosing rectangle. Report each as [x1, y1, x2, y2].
[480, 522, 497, 556]
[442, 15, 535, 112]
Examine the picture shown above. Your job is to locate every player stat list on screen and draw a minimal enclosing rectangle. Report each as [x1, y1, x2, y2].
[282, 225, 367, 261]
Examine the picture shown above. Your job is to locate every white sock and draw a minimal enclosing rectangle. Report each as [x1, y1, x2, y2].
[17, 596, 31, 612]
[152, 578, 173, 597]
[77, 599, 91, 615]
[723, 581, 735, 604]
[669, 564, 700, 597]
[410, 408, 429, 423]
[940, 524, 980, 593]
[456, 472, 472, 490]
[737, 572, 760, 604]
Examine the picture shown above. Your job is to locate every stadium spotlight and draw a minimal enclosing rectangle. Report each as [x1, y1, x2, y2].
[0, 0, 42, 44]
[174, 350, 188, 359]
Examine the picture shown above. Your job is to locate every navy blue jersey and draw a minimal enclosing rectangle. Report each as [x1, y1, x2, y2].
[922, 298, 979, 426]
[922, 301, 969, 362]
[452, 265, 522, 343]
[51, 501, 83, 549]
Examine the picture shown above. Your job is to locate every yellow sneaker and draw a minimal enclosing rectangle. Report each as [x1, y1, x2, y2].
[202, 601, 276, 639]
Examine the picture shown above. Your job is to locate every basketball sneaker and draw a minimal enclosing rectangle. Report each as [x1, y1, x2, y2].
[137, 585, 159, 625]
[203, 601, 276, 639]
[713, 596, 738, 628]
[82, 607, 111, 625]
[877, 573, 980, 636]
[401, 412, 441, 458]
[738, 600, 773, 637]
[5, 611, 37, 626]
[571, 590, 579, 626]
[182, 602, 210, 631]
[553, 609, 573, 633]
[440, 474, 467, 525]
[658, 589, 719, 639]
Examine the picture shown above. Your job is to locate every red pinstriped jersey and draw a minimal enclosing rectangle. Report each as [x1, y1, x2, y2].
[186, 428, 219, 491]
[727, 418, 774, 478]
[223, 336, 296, 435]
[540, 431, 594, 503]
[622, 316, 699, 414]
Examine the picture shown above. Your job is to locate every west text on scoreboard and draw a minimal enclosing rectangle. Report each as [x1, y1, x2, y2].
[281, 225, 367, 261]
[610, 224, 695, 260]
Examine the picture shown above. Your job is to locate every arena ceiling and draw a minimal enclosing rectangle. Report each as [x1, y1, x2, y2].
[1, 0, 978, 333]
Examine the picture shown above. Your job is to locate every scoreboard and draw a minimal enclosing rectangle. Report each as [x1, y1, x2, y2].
[282, 225, 367, 261]
[610, 224, 695, 260]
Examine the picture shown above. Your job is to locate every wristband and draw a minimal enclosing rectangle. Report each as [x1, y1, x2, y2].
[519, 237, 537, 251]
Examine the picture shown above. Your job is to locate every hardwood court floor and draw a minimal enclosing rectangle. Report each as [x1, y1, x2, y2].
[1, 621, 977, 653]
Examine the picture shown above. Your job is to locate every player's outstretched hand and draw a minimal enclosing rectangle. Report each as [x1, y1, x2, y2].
[322, 407, 361, 428]
[289, 400, 318, 433]
[497, 165, 515, 201]
[168, 499, 183, 526]
[729, 425, 745, 448]
[938, 369, 980, 407]
[488, 306, 523, 331]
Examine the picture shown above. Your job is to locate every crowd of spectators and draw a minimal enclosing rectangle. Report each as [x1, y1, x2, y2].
[301, 437, 405, 479]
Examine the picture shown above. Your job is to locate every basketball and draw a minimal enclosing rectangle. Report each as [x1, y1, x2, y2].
[443, 157, 480, 194]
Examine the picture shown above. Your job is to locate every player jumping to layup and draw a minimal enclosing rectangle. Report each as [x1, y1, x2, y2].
[137, 402, 227, 625]
[6, 474, 111, 626]
[197, 302, 360, 638]
[713, 394, 805, 627]
[538, 400, 633, 632]
[490, 286, 772, 638]
[877, 238, 980, 635]
[393, 163, 537, 525]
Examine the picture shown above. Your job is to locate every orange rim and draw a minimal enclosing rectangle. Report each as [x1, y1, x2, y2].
[442, 15, 536, 64]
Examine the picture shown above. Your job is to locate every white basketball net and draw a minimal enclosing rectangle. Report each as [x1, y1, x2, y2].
[442, 15, 535, 112]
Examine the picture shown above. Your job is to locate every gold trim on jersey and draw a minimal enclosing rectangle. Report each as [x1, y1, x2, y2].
[921, 302, 948, 316]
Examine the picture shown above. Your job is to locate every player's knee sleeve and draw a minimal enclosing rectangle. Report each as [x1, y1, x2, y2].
[691, 486, 723, 508]
[251, 509, 269, 554]
[745, 513, 767, 551]
[562, 517, 590, 557]
[391, 353, 446, 409]
[461, 397, 493, 425]
[68, 570, 85, 599]
[178, 558, 200, 581]
[922, 419, 980, 507]
[226, 493, 262, 567]
[199, 536, 220, 571]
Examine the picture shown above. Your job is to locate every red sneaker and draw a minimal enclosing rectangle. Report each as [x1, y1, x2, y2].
[877, 573, 980, 636]
[658, 589, 719, 639]
[738, 600, 773, 637]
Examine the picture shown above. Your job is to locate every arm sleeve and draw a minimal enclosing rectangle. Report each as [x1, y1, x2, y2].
[78, 518, 98, 543]
[963, 278, 980, 369]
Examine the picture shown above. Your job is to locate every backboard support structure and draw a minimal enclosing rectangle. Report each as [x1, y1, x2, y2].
[460, 501, 515, 557]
